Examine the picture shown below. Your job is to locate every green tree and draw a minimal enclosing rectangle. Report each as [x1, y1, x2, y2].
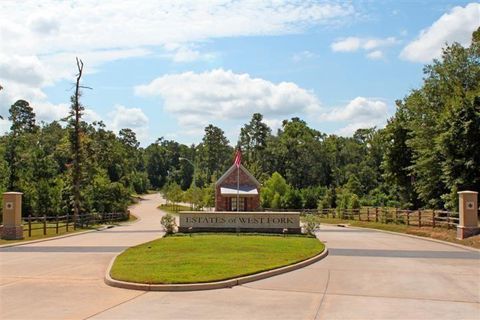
[196, 125, 232, 184]
[282, 187, 302, 209]
[238, 113, 271, 176]
[438, 96, 480, 209]
[5, 99, 37, 191]
[394, 27, 480, 208]
[261, 172, 289, 208]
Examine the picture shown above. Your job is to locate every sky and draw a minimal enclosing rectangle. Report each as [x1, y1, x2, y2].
[0, 1, 479, 146]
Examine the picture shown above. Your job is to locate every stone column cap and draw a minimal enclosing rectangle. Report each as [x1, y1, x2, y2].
[457, 190, 478, 194]
[3, 192, 23, 195]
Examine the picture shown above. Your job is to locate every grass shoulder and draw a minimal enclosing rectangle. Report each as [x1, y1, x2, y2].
[0, 215, 136, 246]
[110, 233, 325, 284]
[319, 217, 480, 249]
[157, 204, 193, 214]
[0, 224, 95, 245]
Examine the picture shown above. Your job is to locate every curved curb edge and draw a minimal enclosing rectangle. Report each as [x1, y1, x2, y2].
[105, 247, 329, 291]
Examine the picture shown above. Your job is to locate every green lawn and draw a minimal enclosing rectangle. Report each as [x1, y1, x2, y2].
[110, 234, 325, 284]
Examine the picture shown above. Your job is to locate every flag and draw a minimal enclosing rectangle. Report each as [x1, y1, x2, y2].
[234, 149, 241, 168]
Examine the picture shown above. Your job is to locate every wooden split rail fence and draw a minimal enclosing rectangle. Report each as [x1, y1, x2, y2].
[22, 212, 129, 238]
[267, 207, 460, 229]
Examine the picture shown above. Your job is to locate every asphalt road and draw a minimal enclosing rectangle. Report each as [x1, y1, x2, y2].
[1, 194, 479, 320]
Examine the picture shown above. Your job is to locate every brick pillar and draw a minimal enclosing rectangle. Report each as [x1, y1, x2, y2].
[2, 192, 24, 240]
[456, 191, 479, 240]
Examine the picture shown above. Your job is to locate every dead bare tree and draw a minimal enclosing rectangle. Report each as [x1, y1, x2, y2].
[69, 58, 86, 225]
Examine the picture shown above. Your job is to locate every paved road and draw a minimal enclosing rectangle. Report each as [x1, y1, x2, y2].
[0, 193, 165, 320]
[1, 195, 479, 319]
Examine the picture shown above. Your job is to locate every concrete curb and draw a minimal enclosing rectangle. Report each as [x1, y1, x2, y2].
[324, 223, 480, 253]
[105, 247, 329, 291]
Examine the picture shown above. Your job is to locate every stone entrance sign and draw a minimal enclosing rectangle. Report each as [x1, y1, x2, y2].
[178, 211, 301, 234]
[2, 192, 24, 240]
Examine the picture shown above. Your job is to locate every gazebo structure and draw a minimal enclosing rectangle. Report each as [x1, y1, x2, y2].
[215, 164, 260, 211]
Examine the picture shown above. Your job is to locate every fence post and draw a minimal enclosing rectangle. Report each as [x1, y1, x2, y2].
[43, 215, 47, 235]
[395, 208, 398, 223]
[432, 210, 436, 228]
[447, 211, 450, 229]
[28, 215, 32, 237]
[367, 208, 370, 222]
[418, 210, 422, 228]
[407, 210, 410, 226]
[66, 213, 69, 232]
[375, 207, 378, 223]
[56, 215, 59, 234]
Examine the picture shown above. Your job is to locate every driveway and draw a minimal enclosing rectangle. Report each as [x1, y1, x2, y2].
[1, 195, 479, 319]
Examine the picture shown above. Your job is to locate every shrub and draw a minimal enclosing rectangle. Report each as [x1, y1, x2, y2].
[160, 213, 177, 234]
[302, 214, 320, 236]
[350, 194, 361, 209]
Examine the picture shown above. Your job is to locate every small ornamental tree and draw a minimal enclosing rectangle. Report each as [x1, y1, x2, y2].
[160, 213, 176, 235]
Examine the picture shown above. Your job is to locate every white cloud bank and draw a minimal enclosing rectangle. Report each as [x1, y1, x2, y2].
[319, 97, 389, 135]
[0, 1, 354, 75]
[135, 69, 320, 130]
[331, 37, 398, 52]
[108, 105, 150, 141]
[400, 3, 480, 63]
[0, 0, 355, 135]
[331, 36, 398, 60]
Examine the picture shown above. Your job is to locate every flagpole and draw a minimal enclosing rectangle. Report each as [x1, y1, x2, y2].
[237, 164, 240, 212]
[234, 149, 241, 212]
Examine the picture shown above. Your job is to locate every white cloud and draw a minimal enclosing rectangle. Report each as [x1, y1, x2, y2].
[0, 54, 49, 87]
[319, 97, 389, 135]
[41, 48, 152, 83]
[366, 50, 383, 60]
[1, 1, 354, 62]
[0, 118, 9, 135]
[135, 69, 321, 130]
[263, 118, 283, 133]
[33, 102, 69, 123]
[331, 37, 361, 52]
[28, 14, 60, 35]
[108, 105, 149, 141]
[400, 3, 480, 63]
[83, 108, 102, 124]
[292, 50, 317, 62]
[160, 44, 216, 63]
[331, 36, 397, 52]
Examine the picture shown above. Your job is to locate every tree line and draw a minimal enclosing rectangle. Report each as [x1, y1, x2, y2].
[0, 29, 478, 217]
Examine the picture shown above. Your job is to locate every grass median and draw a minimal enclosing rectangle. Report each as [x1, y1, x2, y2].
[110, 234, 325, 284]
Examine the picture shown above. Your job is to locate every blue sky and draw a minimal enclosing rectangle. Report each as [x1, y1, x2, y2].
[0, 1, 479, 145]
